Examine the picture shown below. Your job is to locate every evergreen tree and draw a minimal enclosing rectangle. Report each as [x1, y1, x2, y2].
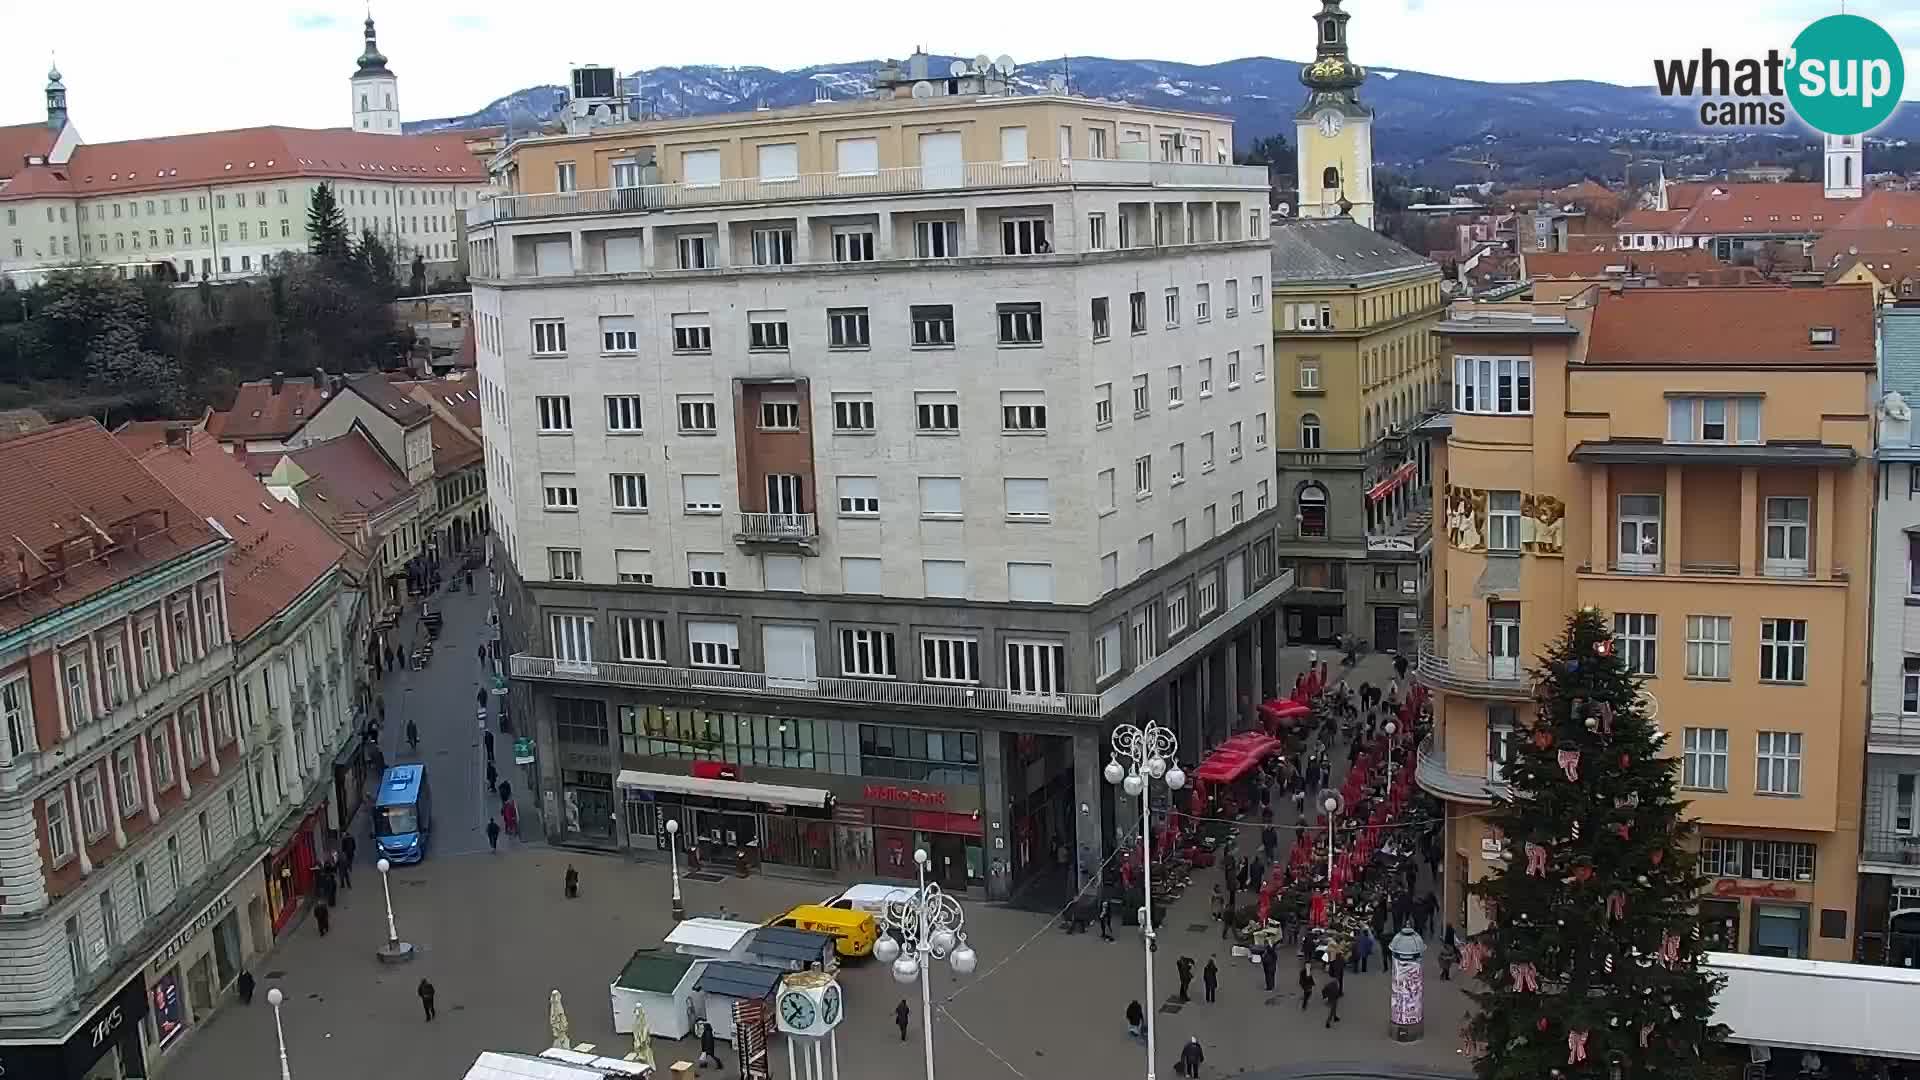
[306, 182, 352, 269]
[356, 230, 398, 299]
[1463, 607, 1726, 1080]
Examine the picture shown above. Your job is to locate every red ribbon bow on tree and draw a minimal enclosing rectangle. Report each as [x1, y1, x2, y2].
[1509, 961, 1540, 992]
[1606, 891, 1627, 921]
[1558, 749, 1581, 781]
[1524, 842, 1549, 877]
[1568, 1029, 1590, 1064]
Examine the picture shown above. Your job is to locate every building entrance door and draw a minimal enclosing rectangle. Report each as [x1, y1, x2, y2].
[1373, 606, 1399, 649]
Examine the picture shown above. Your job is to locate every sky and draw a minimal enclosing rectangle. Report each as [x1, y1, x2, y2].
[3, 0, 1918, 143]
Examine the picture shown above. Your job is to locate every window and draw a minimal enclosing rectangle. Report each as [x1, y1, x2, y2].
[839, 629, 898, 678]
[751, 227, 795, 266]
[1170, 442, 1186, 484]
[914, 219, 959, 259]
[1226, 351, 1242, 388]
[687, 621, 740, 667]
[916, 393, 960, 433]
[1, 676, 33, 763]
[1168, 590, 1191, 636]
[1288, 302, 1320, 331]
[1134, 454, 1153, 497]
[842, 557, 883, 594]
[114, 750, 139, 818]
[1006, 640, 1065, 698]
[1682, 727, 1729, 791]
[676, 234, 712, 269]
[1225, 278, 1239, 317]
[677, 396, 717, 433]
[1298, 484, 1328, 537]
[911, 304, 954, 347]
[63, 655, 90, 725]
[150, 726, 175, 789]
[997, 303, 1043, 344]
[671, 313, 712, 353]
[1453, 356, 1533, 415]
[1256, 480, 1271, 512]
[1101, 552, 1119, 592]
[688, 554, 729, 590]
[922, 636, 980, 683]
[831, 225, 875, 263]
[1131, 374, 1150, 417]
[1196, 283, 1211, 322]
[838, 476, 880, 516]
[1763, 497, 1810, 577]
[1488, 602, 1520, 680]
[923, 561, 968, 599]
[1132, 603, 1159, 660]
[1254, 413, 1268, 450]
[1164, 288, 1181, 328]
[1201, 432, 1216, 471]
[1616, 494, 1662, 570]
[1001, 390, 1047, 432]
[1004, 478, 1051, 521]
[833, 394, 876, 433]
[610, 473, 650, 512]
[542, 474, 579, 510]
[79, 770, 106, 841]
[1900, 774, 1918, 835]
[756, 142, 798, 182]
[1614, 613, 1657, 676]
[182, 709, 205, 766]
[858, 724, 981, 784]
[1686, 615, 1733, 680]
[536, 395, 573, 433]
[1087, 214, 1108, 251]
[1199, 357, 1213, 396]
[682, 475, 723, 514]
[45, 793, 74, 865]
[1129, 291, 1147, 334]
[614, 551, 655, 588]
[1098, 469, 1116, 514]
[532, 319, 567, 356]
[1487, 491, 1521, 552]
[828, 308, 871, 349]
[759, 400, 800, 431]
[1905, 657, 1920, 714]
[1668, 396, 1761, 444]
[1001, 217, 1050, 255]
[1197, 568, 1220, 615]
[919, 476, 963, 518]
[134, 863, 150, 922]
[1759, 619, 1807, 683]
[749, 312, 790, 351]
[1229, 422, 1244, 460]
[1007, 562, 1054, 603]
[550, 614, 595, 665]
[1755, 731, 1803, 795]
[1095, 383, 1113, 428]
[763, 555, 803, 592]
[1298, 360, 1321, 391]
[605, 395, 644, 433]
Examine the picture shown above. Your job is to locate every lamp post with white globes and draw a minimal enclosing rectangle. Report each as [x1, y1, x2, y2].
[666, 817, 685, 920]
[1323, 795, 1340, 911]
[1384, 719, 1398, 790]
[374, 857, 415, 963]
[872, 849, 978, 1080]
[1103, 719, 1184, 1080]
[267, 987, 292, 1080]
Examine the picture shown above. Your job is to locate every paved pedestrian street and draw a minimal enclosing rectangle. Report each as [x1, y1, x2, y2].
[167, 582, 1469, 1078]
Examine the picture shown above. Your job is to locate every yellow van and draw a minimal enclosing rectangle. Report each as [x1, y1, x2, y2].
[767, 904, 879, 959]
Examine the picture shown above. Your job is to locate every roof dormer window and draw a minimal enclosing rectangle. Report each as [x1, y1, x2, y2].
[1809, 326, 1837, 346]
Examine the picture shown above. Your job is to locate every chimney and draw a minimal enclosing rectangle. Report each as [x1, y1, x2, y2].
[164, 425, 189, 449]
[314, 367, 331, 396]
[271, 371, 286, 394]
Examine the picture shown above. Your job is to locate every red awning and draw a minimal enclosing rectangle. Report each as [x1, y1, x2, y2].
[1194, 732, 1283, 784]
[1366, 461, 1418, 502]
[1259, 700, 1311, 725]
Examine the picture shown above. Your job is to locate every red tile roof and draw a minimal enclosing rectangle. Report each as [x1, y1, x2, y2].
[1676, 183, 1855, 236]
[427, 414, 482, 474]
[0, 126, 483, 202]
[0, 122, 58, 182]
[1615, 209, 1690, 233]
[342, 372, 431, 427]
[1662, 182, 1715, 211]
[126, 430, 345, 641]
[0, 420, 221, 633]
[1526, 249, 1721, 278]
[209, 376, 332, 442]
[284, 428, 413, 542]
[1837, 190, 1920, 230]
[394, 371, 482, 431]
[1585, 285, 1877, 367]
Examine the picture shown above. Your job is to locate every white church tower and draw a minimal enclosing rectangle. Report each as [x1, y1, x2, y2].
[1824, 132, 1863, 199]
[350, 15, 400, 134]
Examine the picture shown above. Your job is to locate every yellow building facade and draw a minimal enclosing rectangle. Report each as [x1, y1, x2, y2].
[1292, 0, 1375, 229]
[1418, 284, 1876, 963]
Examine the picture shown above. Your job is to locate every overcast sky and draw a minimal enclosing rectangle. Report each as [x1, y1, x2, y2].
[4, 0, 1917, 143]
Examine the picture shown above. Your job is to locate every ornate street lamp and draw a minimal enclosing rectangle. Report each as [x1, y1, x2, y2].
[872, 850, 978, 1080]
[1104, 719, 1185, 1080]
[267, 986, 292, 1080]
[666, 817, 685, 920]
[374, 857, 415, 963]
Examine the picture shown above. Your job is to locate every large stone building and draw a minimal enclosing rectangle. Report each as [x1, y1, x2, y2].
[1418, 284, 1875, 963]
[472, 62, 1292, 901]
[1267, 216, 1444, 648]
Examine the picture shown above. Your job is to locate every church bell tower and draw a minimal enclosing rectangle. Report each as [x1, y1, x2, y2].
[1294, 0, 1375, 228]
[351, 15, 402, 134]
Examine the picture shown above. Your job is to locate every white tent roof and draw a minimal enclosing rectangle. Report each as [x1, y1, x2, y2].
[462, 1050, 649, 1080]
[664, 918, 759, 954]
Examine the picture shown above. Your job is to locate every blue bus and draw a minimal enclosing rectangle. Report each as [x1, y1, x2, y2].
[373, 764, 432, 863]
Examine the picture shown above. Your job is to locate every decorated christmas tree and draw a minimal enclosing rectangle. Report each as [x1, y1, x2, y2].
[1462, 607, 1727, 1079]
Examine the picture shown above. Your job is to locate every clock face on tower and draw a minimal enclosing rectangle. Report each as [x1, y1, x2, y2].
[1316, 109, 1345, 138]
[821, 983, 843, 1026]
[779, 991, 818, 1032]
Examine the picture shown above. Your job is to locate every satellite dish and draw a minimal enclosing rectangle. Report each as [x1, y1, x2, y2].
[974, 54, 992, 72]
[910, 81, 934, 99]
[994, 54, 1015, 73]
[949, 59, 968, 78]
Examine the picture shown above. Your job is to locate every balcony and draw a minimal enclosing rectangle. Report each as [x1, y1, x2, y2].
[471, 159, 1269, 225]
[511, 654, 1101, 719]
[1871, 714, 1920, 752]
[1415, 735, 1511, 805]
[1415, 633, 1532, 700]
[734, 512, 819, 553]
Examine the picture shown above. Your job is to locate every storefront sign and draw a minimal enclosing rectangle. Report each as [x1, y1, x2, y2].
[1712, 879, 1802, 900]
[0, 971, 149, 1078]
[149, 861, 259, 972]
[152, 971, 186, 1049]
[862, 784, 949, 807]
[513, 737, 535, 766]
[1367, 535, 1417, 554]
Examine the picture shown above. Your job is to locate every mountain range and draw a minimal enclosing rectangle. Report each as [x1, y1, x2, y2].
[403, 54, 1920, 163]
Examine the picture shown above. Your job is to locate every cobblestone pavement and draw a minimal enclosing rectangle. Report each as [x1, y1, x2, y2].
[165, 644, 1471, 1079]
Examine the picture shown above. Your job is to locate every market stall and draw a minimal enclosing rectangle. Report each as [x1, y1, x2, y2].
[609, 950, 700, 1040]
[740, 927, 838, 974]
[693, 961, 784, 1043]
[664, 918, 759, 961]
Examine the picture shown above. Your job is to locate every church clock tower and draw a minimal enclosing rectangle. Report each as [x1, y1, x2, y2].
[1294, 0, 1375, 228]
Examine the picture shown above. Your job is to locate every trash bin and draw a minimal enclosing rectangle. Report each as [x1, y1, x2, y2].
[1388, 926, 1425, 1042]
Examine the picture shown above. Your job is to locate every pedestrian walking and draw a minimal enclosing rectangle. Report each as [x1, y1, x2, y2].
[1178, 1035, 1205, 1077]
[502, 799, 519, 836]
[1329, 951, 1346, 991]
[564, 864, 580, 899]
[418, 978, 436, 1021]
[486, 762, 499, 792]
[1260, 942, 1278, 992]
[476, 688, 487, 711]
[1354, 927, 1374, 973]
[1321, 976, 1343, 1027]
[1176, 955, 1195, 1002]
[341, 832, 356, 866]
[1422, 891, 1441, 936]
[334, 849, 352, 890]
[895, 999, 911, 1041]
[695, 1017, 724, 1069]
[406, 719, 419, 752]
[1439, 926, 1460, 981]
[483, 730, 495, 762]
[1202, 956, 1219, 1003]
[486, 819, 501, 851]
[313, 902, 330, 936]
[498, 780, 512, 804]
[1297, 965, 1315, 1011]
[1126, 999, 1145, 1038]
[1098, 898, 1115, 941]
[237, 970, 255, 1005]
[477, 644, 487, 666]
